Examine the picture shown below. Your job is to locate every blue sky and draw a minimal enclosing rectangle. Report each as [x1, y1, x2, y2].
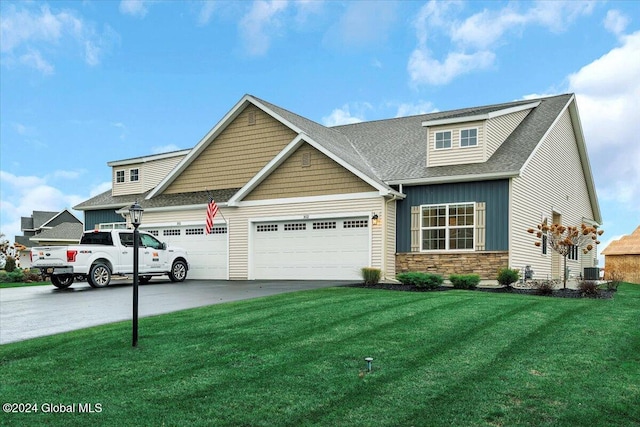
[1, 0, 638, 265]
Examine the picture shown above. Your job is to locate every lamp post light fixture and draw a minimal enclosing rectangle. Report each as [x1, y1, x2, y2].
[129, 201, 144, 347]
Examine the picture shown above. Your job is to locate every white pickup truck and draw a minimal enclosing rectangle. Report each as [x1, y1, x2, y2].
[31, 229, 189, 289]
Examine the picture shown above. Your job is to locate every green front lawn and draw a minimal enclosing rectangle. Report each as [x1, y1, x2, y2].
[0, 281, 49, 289]
[1, 284, 639, 426]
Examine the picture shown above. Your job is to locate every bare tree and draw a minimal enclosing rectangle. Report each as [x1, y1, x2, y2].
[528, 222, 603, 289]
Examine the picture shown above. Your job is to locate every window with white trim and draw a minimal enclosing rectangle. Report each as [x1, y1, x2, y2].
[116, 170, 125, 183]
[186, 228, 204, 235]
[130, 169, 139, 182]
[421, 203, 475, 251]
[163, 229, 181, 236]
[434, 131, 452, 150]
[460, 128, 477, 147]
[209, 226, 227, 234]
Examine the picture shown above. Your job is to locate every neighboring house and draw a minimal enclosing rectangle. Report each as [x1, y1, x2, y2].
[14, 210, 83, 268]
[74, 93, 601, 281]
[601, 226, 640, 284]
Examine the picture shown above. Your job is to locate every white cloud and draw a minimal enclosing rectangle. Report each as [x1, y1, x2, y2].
[197, 1, 217, 26]
[408, 48, 494, 86]
[0, 171, 89, 243]
[568, 31, 640, 209]
[119, 0, 149, 18]
[395, 101, 438, 118]
[603, 10, 630, 36]
[0, 3, 118, 73]
[322, 104, 367, 127]
[90, 181, 112, 197]
[239, 0, 289, 56]
[408, 0, 594, 86]
[323, 1, 396, 49]
[19, 50, 54, 74]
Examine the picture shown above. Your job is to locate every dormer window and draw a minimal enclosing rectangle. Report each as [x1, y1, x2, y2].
[130, 169, 139, 182]
[116, 170, 125, 183]
[460, 128, 478, 147]
[435, 131, 452, 150]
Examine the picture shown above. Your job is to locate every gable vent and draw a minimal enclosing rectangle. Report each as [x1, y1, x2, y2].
[301, 151, 311, 167]
[248, 110, 256, 126]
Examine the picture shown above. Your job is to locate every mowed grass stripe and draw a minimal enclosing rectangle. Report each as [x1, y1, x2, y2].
[1, 285, 638, 427]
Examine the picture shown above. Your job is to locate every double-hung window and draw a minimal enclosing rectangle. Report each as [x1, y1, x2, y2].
[421, 203, 475, 251]
[460, 128, 478, 147]
[116, 170, 125, 183]
[434, 131, 452, 150]
[130, 168, 139, 182]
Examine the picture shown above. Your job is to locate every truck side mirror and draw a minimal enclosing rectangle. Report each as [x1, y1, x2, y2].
[162, 242, 167, 250]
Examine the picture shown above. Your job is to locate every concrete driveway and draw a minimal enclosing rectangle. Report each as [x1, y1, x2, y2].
[0, 279, 352, 345]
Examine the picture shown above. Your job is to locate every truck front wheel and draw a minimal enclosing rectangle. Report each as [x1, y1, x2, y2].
[51, 274, 74, 289]
[169, 260, 187, 282]
[88, 263, 111, 288]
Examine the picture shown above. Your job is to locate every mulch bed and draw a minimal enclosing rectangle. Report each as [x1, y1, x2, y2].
[344, 283, 616, 299]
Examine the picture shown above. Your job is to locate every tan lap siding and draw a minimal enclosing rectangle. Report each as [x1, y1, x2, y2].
[164, 105, 297, 194]
[244, 143, 375, 200]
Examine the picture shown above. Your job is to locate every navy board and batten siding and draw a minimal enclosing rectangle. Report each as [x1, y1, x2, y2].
[84, 210, 126, 231]
[396, 180, 509, 252]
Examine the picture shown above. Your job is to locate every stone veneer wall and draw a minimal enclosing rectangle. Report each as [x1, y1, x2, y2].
[396, 251, 509, 280]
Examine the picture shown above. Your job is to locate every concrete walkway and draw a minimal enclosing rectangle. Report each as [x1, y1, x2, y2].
[0, 279, 352, 345]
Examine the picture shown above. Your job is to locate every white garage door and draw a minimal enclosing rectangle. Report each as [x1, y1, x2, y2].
[251, 218, 370, 280]
[145, 225, 228, 280]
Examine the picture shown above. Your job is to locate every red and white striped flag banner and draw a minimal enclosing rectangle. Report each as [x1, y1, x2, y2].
[205, 199, 219, 234]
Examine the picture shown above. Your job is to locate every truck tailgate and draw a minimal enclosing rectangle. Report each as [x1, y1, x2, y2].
[31, 246, 73, 266]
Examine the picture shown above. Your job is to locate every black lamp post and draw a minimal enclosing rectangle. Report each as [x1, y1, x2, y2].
[129, 201, 144, 347]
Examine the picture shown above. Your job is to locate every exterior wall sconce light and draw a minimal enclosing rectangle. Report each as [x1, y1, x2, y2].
[129, 200, 144, 347]
[371, 213, 380, 226]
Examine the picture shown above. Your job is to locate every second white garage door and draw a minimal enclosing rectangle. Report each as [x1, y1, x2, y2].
[145, 225, 228, 280]
[251, 217, 370, 280]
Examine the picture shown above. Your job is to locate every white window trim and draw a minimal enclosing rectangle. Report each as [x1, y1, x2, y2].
[433, 130, 453, 151]
[116, 170, 125, 183]
[130, 168, 139, 182]
[459, 127, 479, 148]
[420, 202, 476, 252]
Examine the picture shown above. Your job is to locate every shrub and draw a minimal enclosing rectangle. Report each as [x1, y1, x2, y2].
[396, 272, 443, 289]
[23, 268, 43, 282]
[605, 268, 624, 291]
[532, 280, 555, 295]
[497, 267, 520, 288]
[578, 280, 600, 297]
[6, 270, 25, 283]
[449, 274, 480, 289]
[0, 271, 8, 283]
[361, 267, 382, 285]
[4, 256, 16, 272]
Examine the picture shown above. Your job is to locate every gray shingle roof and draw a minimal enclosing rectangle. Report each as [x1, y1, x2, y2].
[30, 223, 84, 243]
[76, 94, 573, 210]
[333, 94, 572, 182]
[74, 188, 240, 211]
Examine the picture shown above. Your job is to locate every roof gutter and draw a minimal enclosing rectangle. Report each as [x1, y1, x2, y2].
[386, 171, 519, 186]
